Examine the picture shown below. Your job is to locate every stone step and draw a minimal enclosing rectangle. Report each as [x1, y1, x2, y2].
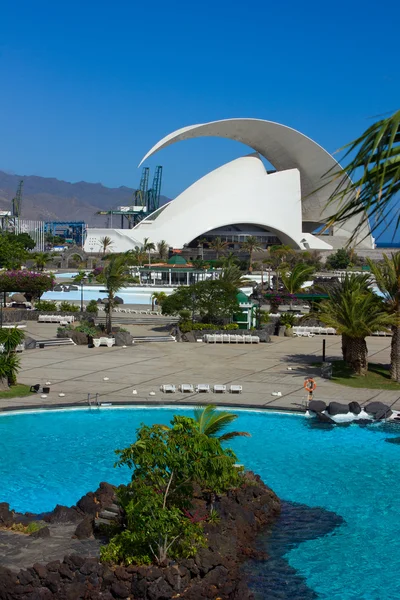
[95, 517, 113, 527]
[36, 338, 75, 348]
[106, 504, 120, 515]
[99, 509, 119, 520]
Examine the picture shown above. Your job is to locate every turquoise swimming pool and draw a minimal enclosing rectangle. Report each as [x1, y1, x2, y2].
[0, 407, 399, 598]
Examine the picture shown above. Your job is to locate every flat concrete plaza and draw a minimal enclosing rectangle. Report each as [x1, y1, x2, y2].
[1, 323, 398, 413]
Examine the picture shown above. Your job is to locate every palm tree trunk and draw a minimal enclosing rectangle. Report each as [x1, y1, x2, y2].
[390, 324, 400, 382]
[341, 334, 350, 361]
[346, 337, 368, 376]
[249, 250, 253, 272]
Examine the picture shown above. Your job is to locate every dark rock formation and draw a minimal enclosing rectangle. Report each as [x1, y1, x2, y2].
[327, 402, 349, 416]
[0, 475, 281, 600]
[349, 401, 361, 415]
[315, 412, 335, 424]
[308, 400, 326, 413]
[0, 503, 14, 527]
[365, 401, 393, 419]
[114, 296, 124, 304]
[74, 518, 94, 539]
[114, 331, 133, 346]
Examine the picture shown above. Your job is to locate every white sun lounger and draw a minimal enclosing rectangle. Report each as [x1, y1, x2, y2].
[160, 384, 176, 393]
[196, 384, 210, 393]
[179, 384, 194, 393]
[229, 385, 242, 394]
[213, 384, 226, 393]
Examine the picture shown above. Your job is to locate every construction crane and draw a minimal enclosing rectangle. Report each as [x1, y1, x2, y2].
[12, 180, 23, 218]
[134, 167, 150, 209]
[147, 166, 163, 213]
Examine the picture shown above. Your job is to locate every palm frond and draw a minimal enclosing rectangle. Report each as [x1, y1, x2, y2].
[319, 109, 400, 242]
[219, 431, 251, 441]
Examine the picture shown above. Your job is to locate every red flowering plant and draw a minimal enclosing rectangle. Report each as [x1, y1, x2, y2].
[0, 271, 55, 301]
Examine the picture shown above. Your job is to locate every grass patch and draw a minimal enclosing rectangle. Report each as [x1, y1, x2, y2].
[0, 384, 34, 399]
[9, 522, 42, 535]
[315, 361, 400, 390]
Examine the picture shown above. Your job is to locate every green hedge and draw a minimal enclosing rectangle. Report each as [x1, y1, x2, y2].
[179, 322, 239, 333]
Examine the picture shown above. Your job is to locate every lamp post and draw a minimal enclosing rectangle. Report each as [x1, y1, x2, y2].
[191, 292, 196, 324]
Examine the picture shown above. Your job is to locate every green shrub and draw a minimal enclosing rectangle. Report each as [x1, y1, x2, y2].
[59, 301, 80, 313]
[101, 415, 242, 565]
[179, 322, 239, 333]
[85, 300, 99, 314]
[279, 313, 297, 328]
[179, 309, 191, 321]
[260, 310, 270, 324]
[75, 324, 98, 338]
[35, 300, 58, 312]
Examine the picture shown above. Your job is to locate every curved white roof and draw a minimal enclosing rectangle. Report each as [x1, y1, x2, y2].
[140, 118, 371, 243]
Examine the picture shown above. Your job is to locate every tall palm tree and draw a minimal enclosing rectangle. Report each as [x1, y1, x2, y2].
[95, 255, 134, 333]
[208, 237, 229, 259]
[241, 236, 263, 272]
[157, 240, 169, 262]
[193, 405, 250, 442]
[367, 252, 400, 381]
[33, 252, 53, 272]
[143, 237, 156, 266]
[151, 291, 167, 311]
[280, 263, 315, 294]
[99, 236, 114, 256]
[317, 276, 395, 375]
[126, 247, 147, 267]
[321, 109, 400, 241]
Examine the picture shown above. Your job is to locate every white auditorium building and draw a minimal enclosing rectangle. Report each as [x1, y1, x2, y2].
[84, 118, 373, 254]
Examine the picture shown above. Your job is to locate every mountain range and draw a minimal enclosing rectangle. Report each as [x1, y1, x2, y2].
[0, 170, 170, 226]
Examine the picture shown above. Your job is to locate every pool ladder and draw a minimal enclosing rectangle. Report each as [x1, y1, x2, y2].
[87, 393, 100, 408]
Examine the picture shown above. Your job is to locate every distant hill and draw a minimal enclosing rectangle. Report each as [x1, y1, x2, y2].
[0, 170, 170, 226]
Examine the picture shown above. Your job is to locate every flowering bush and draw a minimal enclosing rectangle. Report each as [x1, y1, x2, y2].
[0, 271, 55, 294]
[266, 292, 296, 311]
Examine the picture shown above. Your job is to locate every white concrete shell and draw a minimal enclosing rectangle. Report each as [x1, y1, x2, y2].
[84, 118, 373, 253]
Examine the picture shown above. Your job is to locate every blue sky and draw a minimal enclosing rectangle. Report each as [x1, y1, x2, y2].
[0, 0, 399, 241]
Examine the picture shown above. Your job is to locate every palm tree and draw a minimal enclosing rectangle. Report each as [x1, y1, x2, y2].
[95, 255, 134, 333]
[223, 252, 239, 267]
[193, 405, 250, 442]
[367, 252, 400, 381]
[208, 237, 229, 259]
[151, 291, 167, 311]
[33, 252, 52, 271]
[0, 327, 25, 385]
[157, 240, 169, 262]
[126, 247, 147, 266]
[143, 237, 156, 266]
[321, 109, 400, 242]
[280, 263, 315, 294]
[317, 275, 395, 375]
[99, 236, 114, 256]
[241, 236, 263, 272]
[219, 265, 250, 288]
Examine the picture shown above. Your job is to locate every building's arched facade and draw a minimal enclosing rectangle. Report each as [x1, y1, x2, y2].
[84, 119, 374, 254]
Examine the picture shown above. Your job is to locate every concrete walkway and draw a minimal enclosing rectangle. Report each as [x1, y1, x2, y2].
[1, 328, 399, 413]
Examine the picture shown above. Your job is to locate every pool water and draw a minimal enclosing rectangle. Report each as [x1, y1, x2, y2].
[0, 407, 399, 598]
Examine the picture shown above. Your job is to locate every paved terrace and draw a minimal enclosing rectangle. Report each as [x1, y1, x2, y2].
[0, 323, 398, 412]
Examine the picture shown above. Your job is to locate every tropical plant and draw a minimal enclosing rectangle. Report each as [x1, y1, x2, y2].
[161, 280, 239, 324]
[321, 109, 400, 242]
[241, 236, 263, 272]
[85, 299, 99, 314]
[143, 237, 156, 266]
[126, 246, 147, 267]
[151, 291, 167, 311]
[35, 299, 58, 311]
[222, 251, 239, 267]
[59, 301, 79, 313]
[318, 275, 396, 375]
[0, 327, 25, 385]
[279, 263, 315, 296]
[325, 248, 352, 270]
[219, 265, 250, 288]
[99, 236, 114, 255]
[367, 252, 400, 381]
[102, 415, 242, 565]
[193, 405, 250, 441]
[95, 254, 134, 333]
[156, 240, 169, 261]
[32, 252, 53, 271]
[279, 312, 297, 329]
[0, 234, 28, 270]
[208, 237, 229, 259]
